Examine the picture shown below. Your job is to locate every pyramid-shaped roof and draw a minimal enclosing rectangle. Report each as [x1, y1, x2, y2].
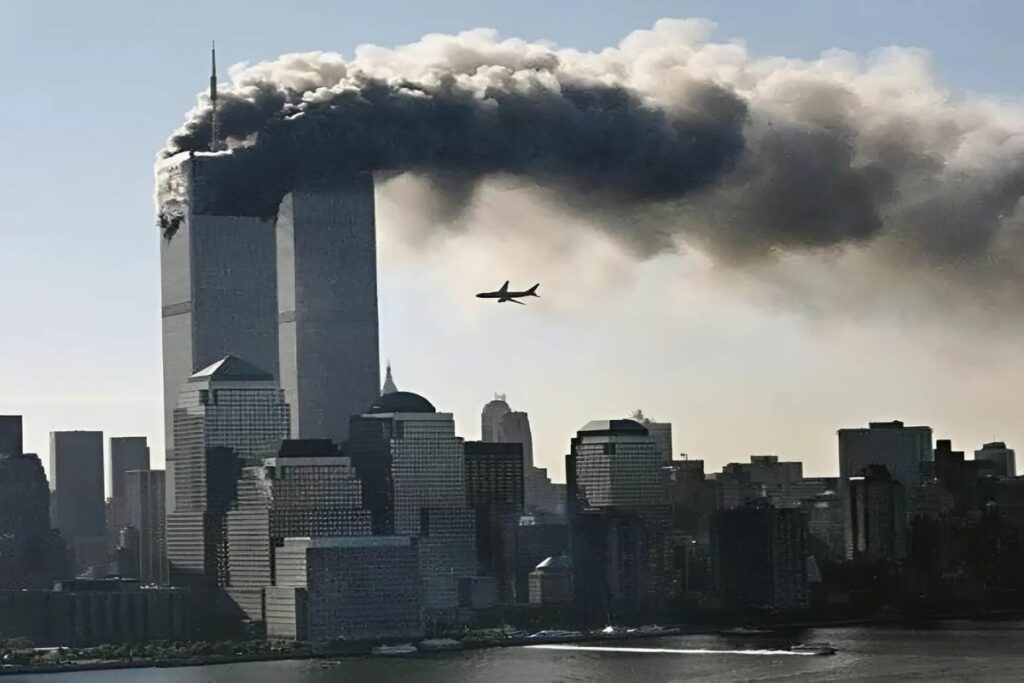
[189, 355, 274, 382]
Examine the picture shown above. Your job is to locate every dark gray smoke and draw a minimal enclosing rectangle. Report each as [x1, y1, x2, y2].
[157, 20, 1024, 320]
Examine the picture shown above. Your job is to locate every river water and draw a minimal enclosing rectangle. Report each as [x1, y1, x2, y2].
[7, 620, 1024, 682]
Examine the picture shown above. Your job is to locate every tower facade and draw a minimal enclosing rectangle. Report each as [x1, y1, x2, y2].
[50, 431, 105, 573]
[277, 176, 380, 444]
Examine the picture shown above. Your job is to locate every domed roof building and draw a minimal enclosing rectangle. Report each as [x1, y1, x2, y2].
[365, 391, 436, 415]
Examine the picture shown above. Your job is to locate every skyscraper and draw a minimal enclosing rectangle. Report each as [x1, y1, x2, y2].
[277, 177, 380, 444]
[0, 416, 23, 457]
[0, 451, 55, 588]
[165, 355, 289, 632]
[566, 419, 673, 618]
[109, 437, 150, 502]
[481, 395, 511, 442]
[975, 442, 1017, 478]
[158, 155, 279, 460]
[631, 410, 673, 463]
[50, 431, 105, 573]
[159, 157, 382, 458]
[464, 441, 525, 603]
[349, 391, 476, 616]
[124, 469, 167, 585]
[226, 439, 371, 621]
[838, 420, 933, 489]
[845, 464, 907, 562]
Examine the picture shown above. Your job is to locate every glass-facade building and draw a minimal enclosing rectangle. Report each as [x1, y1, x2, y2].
[226, 439, 371, 621]
[165, 356, 289, 633]
[124, 469, 167, 585]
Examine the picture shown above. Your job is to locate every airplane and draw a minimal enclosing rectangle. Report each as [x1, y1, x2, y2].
[476, 281, 540, 305]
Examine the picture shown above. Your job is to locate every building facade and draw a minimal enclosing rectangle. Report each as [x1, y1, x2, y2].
[265, 536, 422, 642]
[0, 451, 57, 588]
[165, 356, 289, 632]
[0, 415, 23, 457]
[124, 469, 167, 585]
[50, 430, 105, 574]
[276, 176, 380, 444]
[845, 465, 907, 562]
[975, 442, 1017, 478]
[838, 421, 933, 489]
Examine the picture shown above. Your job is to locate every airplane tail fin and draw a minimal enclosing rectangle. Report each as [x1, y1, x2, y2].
[527, 284, 540, 297]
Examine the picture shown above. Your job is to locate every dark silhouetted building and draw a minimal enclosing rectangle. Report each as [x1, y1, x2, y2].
[464, 441, 524, 603]
[712, 502, 809, 611]
[0, 450, 58, 588]
[845, 465, 907, 562]
[515, 515, 569, 603]
[0, 415, 23, 457]
[277, 177, 380, 444]
[124, 469, 167, 585]
[50, 430, 105, 574]
[838, 421, 933, 489]
[975, 442, 1016, 478]
[109, 437, 150, 502]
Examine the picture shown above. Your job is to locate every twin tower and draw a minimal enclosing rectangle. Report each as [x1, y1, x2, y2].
[159, 154, 380, 456]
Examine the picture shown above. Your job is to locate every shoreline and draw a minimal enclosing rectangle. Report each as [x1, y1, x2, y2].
[4, 610, 1022, 677]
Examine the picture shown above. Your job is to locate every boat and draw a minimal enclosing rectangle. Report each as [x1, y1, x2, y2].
[527, 630, 584, 641]
[371, 643, 418, 655]
[599, 625, 628, 636]
[418, 638, 464, 651]
[718, 627, 773, 636]
[790, 642, 837, 656]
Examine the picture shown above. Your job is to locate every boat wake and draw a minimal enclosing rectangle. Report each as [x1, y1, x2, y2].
[526, 644, 817, 656]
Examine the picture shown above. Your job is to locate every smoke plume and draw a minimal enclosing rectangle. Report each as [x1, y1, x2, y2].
[159, 19, 1024, 321]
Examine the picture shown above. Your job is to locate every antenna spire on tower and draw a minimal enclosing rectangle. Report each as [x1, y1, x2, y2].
[209, 41, 219, 152]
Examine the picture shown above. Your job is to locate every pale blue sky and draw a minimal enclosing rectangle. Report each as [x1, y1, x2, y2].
[3, 1, 1024, 484]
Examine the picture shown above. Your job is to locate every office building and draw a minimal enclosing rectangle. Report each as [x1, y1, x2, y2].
[667, 459, 717, 543]
[567, 419, 673, 617]
[845, 465, 907, 562]
[158, 155, 280, 462]
[481, 395, 511, 442]
[464, 441, 524, 602]
[124, 470, 167, 585]
[226, 440, 371, 621]
[803, 489, 845, 562]
[515, 515, 569, 603]
[50, 431, 105, 573]
[711, 501, 809, 611]
[165, 356, 289, 631]
[712, 455, 811, 509]
[975, 442, 1017, 478]
[0, 449, 55, 588]
[838, 421, 933, 488]
[631, 410, 673, 463]
[934, 439, 999, 512]
[277, 176, 380, 444]
[0, 580, 189, 646]
[109, 437, 150, 501]
[265, 536, 422, 642]
[0, 415, 23, 457]
[349, 391, 476, 616]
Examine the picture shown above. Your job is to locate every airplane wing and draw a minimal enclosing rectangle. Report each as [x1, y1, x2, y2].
[499, 280, 509, 294]
[509, 298, 526, 305]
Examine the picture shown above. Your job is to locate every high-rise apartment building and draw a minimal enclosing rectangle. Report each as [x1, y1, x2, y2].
[226, 439, 371, 621]
[277, 177, 380, 444]
[50, 431, 105, 573]
[838, 421, 933, 489]
[165, 355, 289, 632]
[124, 469, 167, 585]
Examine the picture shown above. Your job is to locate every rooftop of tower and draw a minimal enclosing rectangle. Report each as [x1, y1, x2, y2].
[189, 355, 274, 382]
[577, 419, 649, 436]
[366, 391, 436, 415]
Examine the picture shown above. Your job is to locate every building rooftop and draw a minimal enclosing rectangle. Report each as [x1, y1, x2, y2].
[577, 419, 649, 436]
[190, 355, 274, 382]
[535, 555, 572, 571]
[366, 391, 436, 415]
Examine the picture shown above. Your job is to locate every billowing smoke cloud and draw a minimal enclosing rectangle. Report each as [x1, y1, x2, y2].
[159, 19, 1024, 320]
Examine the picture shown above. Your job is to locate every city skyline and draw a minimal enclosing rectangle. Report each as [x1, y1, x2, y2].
[8, 1, 1024, 483]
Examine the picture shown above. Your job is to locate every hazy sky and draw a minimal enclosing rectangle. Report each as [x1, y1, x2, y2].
[3, 0, 1024, 486]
